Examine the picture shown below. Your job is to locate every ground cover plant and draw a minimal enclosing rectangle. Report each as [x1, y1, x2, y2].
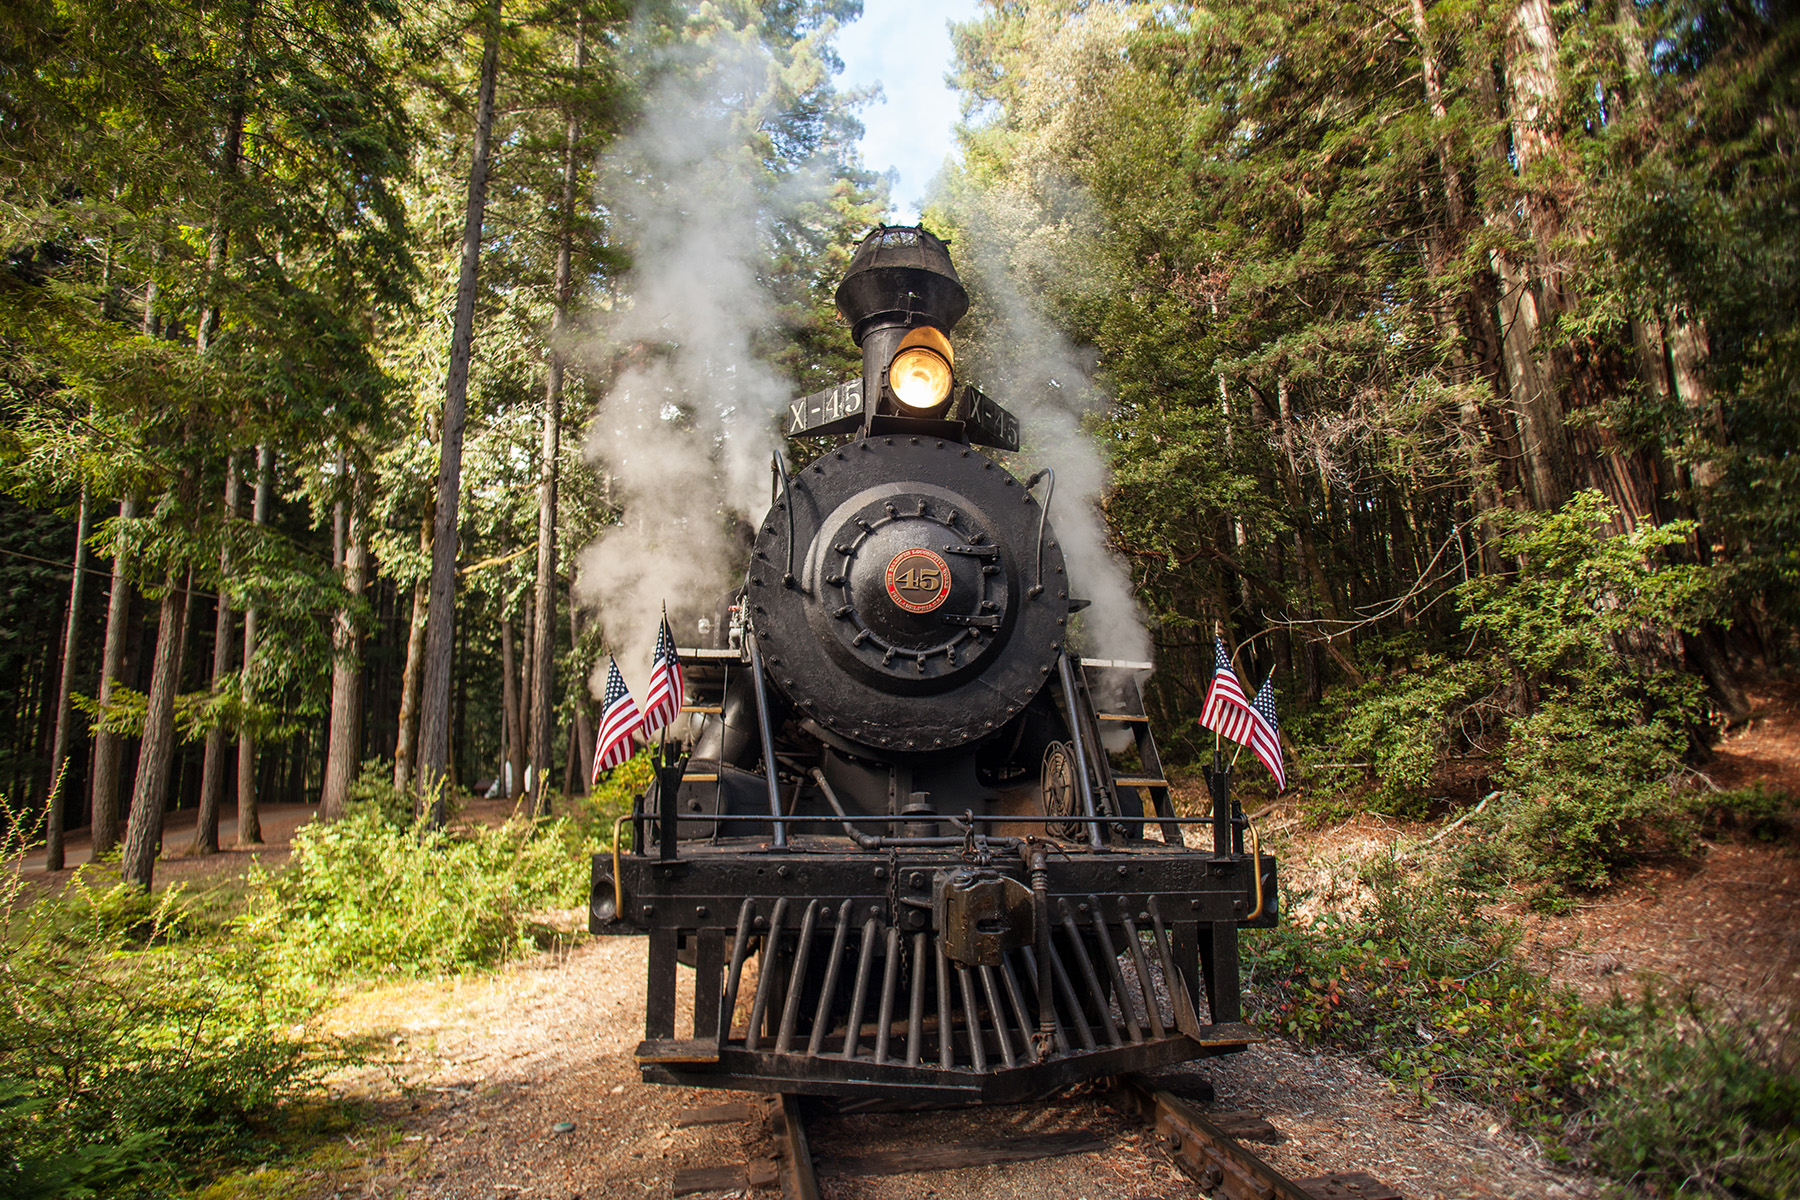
[0, 776, 629, 1199]
[1245, 852, 1800, 1197]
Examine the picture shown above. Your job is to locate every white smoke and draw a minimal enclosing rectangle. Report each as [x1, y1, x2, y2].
[936, 185, 1153, 666]
[575, 24, 815, 689]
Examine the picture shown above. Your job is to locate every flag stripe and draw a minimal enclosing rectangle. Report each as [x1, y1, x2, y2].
[642, 615, 683, 736]
[1246, 674, 1287, 790]
[593, 658, 644, 780]
[1198, 637, 1258, 746]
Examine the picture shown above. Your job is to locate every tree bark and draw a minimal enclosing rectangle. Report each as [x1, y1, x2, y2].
[1503, 0, 1567, 315]
[568, 588, 594, 792]
[43, 487, 91, 871]
[191, 458, 240, 854]
[320, 474, 368, 820]
[395, 502, 432, 801]
[89, 494, 137, 858]
[1275, 379, 1364, 685]
[121, 567, 191, 890]
[236, 444, 272, 845]
[531, 12, 586, 817]
[501, 614, 524, 799]
[417, 0, 503, 825]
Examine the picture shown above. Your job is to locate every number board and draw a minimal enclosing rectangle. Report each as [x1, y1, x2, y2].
[960, 386, 1021, 452]
[786, 378, 864, 438]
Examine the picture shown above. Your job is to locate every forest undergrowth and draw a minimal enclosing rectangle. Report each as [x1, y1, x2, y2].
[1244, 822, 1800, 1198]
[0, 758, 649, 1199]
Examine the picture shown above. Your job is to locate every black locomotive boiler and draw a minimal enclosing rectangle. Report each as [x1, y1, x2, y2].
[591, 225, 1278, 1102]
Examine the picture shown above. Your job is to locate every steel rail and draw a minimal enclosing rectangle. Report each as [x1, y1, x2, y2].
[774, 1093, 820, 1200]
[1115, 1074, 1318, 1200]
[768, 1077, 1382, 1200]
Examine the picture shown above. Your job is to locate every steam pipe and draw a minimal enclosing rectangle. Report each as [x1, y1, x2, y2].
[809, 767, 1023, 849]
[808, 767, 881, 848]
[772, 451, 796, 587]
[1024, 467, 1054, 600]
[746, 630, 786, 847]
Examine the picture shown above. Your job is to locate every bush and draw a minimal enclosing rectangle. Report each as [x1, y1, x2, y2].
[0, 814, 326, 1199]
[1299, 493, 1726, 892]
[1244, 852, 1800, 1194]
[243, 808, 588, 983]
[1695, 782, 1797, 844]
[1588, 996, 1800, 1198]
[1304, 657, 1490, 817]
[1473, 675, 1704, 892]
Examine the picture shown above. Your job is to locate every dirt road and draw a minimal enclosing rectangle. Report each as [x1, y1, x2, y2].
[321, 935, 1594, 1200]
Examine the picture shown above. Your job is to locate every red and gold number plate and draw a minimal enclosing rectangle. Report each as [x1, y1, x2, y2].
[884, 547, 951, 613]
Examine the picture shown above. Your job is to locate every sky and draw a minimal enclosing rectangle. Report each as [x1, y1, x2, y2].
[833, 0, 984, 222]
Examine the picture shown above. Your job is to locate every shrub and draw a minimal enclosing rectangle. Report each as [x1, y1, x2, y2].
[0, 813, 326, 1199]
[1474, 674, 1704, 891]
[243, 808, 588, 984]
[1305, 657, 1490, 817]
[1588, 996, 1800, 1198]
[1695, 782, 1797, 844]
[1244, 852, 1800, 1194]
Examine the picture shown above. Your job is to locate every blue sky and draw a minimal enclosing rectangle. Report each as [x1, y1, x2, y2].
[834, 1, 983, 222]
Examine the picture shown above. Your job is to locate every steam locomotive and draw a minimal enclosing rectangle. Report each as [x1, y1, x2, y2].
[590, 226, 1278, 1102]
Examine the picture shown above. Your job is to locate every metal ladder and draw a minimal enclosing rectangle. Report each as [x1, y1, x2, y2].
[1074, 659, 1185, 845]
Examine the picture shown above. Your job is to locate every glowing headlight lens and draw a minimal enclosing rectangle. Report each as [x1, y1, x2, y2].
[890, 347, 954, 409]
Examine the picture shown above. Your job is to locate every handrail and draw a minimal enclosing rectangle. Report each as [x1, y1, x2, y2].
[1244, 810, 1266, 920]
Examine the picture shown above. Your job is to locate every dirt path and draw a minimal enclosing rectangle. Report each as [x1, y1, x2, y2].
[319, 935, 1597, 1200]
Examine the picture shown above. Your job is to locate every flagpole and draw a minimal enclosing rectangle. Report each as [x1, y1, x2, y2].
[657, 601, 670, 757]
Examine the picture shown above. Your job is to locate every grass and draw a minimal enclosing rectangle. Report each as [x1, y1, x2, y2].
[0, 778, 611, 1200]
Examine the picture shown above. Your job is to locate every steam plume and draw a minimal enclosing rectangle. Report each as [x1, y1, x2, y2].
[576, 29, 813, 686]
[935, 185, 1153, 665]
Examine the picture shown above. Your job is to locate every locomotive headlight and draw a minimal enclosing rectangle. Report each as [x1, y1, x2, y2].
[886, 326, 957, 411]
[890, 346, 954, 409]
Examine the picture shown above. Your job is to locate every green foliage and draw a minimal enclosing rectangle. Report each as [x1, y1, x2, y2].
[585, 748, 655, 837]
[1462, 495, 1717, 891]
[1694, 782, 1797, 845]
[1586, 995, 1800, 1198]
[1479, 683, 1698, 892]
[1305, 657, 1489, 817]
[1245, 855, 1800, 1192]
[0, 806, 326, 1200]
[243, 809, 588, 984]
[343, 758, 418, 827]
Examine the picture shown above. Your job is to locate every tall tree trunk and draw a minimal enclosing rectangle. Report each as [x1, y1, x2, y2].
[500, 613, 524, 799]
[531, 13, 586, 817]
[236, 445, 271, 845]
[1275, 379, 1364, 685]
[89, 495, 137, 857]
[320, 475, 368, 820]
[1503, 0, 1568, 314]
[196, 0, 253, 354]
[568, 592, 594, 792]
[417, 0, 502, 825]
[395, 503, 432, 800]
[191, 459, 240, 854]
[43, 487, 90, 871]
[121, 566, 191, 890]
[1460, 7, 1571, 516]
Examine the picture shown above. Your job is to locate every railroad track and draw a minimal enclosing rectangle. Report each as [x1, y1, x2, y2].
[666, 1075, 1403, 1200]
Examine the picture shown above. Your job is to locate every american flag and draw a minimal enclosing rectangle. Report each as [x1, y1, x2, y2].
[641, 614, 684, 737]
[592, 658, 644, 781]
[1198, 637, 1256, 746]
[1246, 673, 1287, 790]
